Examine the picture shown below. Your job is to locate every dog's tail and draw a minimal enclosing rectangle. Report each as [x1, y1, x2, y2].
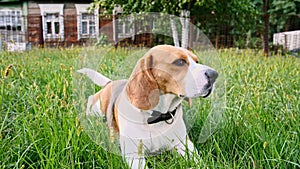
[77, 68, 111, 87]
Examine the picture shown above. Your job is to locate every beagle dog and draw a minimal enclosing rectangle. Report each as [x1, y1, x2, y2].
[78, 45, 218, 169]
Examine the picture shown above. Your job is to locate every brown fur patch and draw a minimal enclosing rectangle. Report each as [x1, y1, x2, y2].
[126, 56, 160, 110]
[126, 45, 193, 110]
[98, 82, 120, 133]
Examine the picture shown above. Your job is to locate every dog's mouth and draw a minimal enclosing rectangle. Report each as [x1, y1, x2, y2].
[202, 87, 212, 98]
[201, 77, 215, 98]
[181, 85, 213, 99]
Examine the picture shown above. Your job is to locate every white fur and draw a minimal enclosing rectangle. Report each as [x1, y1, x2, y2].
[86, 94, 103, 117]
[77, 68, 111, 87]
[78, 52, 217, 169]
[117, 92, 190, 168]
[185, 57, 215, 98]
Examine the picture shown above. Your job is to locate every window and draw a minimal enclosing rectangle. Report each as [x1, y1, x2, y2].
[39, 4, 64, 41]
[117, 17, 134, 38]
[0, 9, 24, 43]
[80, 13, 96, 35]
[45, 13, 60, 35]
[75, 4, 99, 40]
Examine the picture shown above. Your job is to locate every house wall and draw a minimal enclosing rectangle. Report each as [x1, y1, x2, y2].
[1, 0, 152, 48]
[0, 1, 28, 50]
[28, 1, 80, 46]
[64, 3, 77, 46]
[26, 1, 115, 47]
[99, 15, 114, 43]
[27, 1, 41, 45]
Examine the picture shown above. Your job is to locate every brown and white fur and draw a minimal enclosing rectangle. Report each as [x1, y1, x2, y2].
[78, 45, 218, 169]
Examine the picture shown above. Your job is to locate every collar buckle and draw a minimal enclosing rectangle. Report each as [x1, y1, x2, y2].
[147, 107, 177, 125]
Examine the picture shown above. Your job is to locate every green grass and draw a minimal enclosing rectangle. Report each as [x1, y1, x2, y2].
[0, 47, 299, 168]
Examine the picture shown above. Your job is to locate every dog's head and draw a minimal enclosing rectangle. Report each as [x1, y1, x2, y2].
[126, 45, 218, 110]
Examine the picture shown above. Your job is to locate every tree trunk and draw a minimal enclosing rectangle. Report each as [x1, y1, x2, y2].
[170, 16, 180, 47]
[263, 0, 269, 57]
[263, 14, 270, 57]
[215, 33, 219, 49]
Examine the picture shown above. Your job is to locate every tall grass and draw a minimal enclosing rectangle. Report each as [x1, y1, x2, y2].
[0, 47, 299, 168]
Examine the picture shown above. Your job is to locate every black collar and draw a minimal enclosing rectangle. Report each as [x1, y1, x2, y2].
[147, 107, 177, 124]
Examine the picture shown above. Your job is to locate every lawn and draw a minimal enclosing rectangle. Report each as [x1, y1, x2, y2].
[0, 47, 299, 168]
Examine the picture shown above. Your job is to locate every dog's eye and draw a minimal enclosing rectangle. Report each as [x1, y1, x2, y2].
[172, 59, 186, 66]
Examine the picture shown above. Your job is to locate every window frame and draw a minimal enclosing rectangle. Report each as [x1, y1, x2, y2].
[0, 8, 24, 42]
[117, 16, 134, 38]
[39, 4, 64, 41]
[75, 4, 99, 40]
[45, 13, 60, 36]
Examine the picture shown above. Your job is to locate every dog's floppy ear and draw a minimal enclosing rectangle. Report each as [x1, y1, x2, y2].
[126, 53, 160, 110]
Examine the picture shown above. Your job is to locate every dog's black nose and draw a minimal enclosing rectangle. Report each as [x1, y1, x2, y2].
[205, 69, 218, 84]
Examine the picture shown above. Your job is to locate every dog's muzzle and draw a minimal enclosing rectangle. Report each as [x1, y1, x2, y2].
[205, 69, 218, 84]
[184, 64, 219, 98]
[202, 69, 218, 98]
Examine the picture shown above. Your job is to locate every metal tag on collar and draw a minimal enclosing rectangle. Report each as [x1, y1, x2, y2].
[147, 108, 177, 124]
[165, 111, 174, 124]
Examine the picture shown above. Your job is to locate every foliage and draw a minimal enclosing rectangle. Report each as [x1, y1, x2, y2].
[249, 0, 300, 40]
[95, 34, 109, 46]
[93, 0, 202, 15]
[93, 0, 299, 50]
[0, 47, 299, 168]
[192, 0, 261, 48]
[268, 0, 300, 33]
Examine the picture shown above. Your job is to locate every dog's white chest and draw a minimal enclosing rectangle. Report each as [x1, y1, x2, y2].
[117, 99, 188, 153]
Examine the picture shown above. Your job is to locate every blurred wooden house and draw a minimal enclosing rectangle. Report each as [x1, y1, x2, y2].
[0, 0, 153, 51]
